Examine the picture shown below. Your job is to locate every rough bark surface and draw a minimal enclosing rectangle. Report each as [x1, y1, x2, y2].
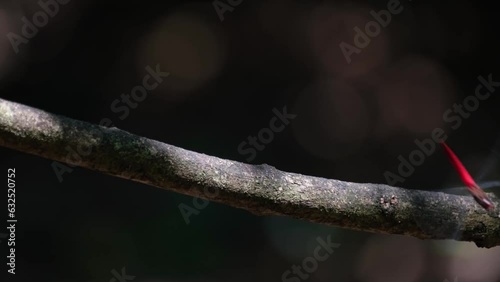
[1, 98, 499, 248]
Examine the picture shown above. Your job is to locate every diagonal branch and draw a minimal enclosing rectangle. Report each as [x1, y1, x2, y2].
[0, 98, 499, 247]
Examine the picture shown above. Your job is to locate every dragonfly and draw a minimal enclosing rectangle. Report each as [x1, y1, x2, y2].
[440, 141, 497, 212]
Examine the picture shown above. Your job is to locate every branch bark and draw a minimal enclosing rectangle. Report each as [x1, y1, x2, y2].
[1, 98, 499, 248]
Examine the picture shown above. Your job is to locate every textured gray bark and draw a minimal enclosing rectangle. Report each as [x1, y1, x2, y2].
[0, 98, 499, 247]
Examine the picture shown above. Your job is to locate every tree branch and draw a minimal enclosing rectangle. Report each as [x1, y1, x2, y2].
[0, 98, 499, 248]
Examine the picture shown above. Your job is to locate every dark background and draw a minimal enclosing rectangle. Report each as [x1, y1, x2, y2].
[1, 0, 500, 281]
